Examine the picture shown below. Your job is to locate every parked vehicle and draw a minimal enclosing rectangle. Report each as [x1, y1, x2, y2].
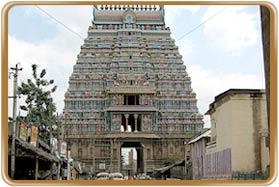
[166, 178, 181, 180]
[109, 172, 124, 180]
[96, 172, 109, 180]
[137, 173, 152, 180]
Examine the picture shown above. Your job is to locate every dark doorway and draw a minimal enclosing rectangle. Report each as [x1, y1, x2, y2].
[124, 95, 139, 105]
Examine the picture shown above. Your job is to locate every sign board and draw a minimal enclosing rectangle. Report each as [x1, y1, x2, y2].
[50, 137, 58, 154]
[19, 123, 27, 141]
[27, 127, 31, 142]
[30, 126, 38, 147]
[99, 163, 106, 170]
[60, 141, 67, 158]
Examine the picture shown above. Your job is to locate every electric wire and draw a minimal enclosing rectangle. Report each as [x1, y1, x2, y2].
[35, 6, 84, 40]
[176, 7, 226, 42]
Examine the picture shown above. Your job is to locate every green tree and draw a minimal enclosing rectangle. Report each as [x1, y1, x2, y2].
[18, 64, 58, 143]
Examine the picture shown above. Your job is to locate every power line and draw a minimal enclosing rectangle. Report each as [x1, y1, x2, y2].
[35, 6, 84, 40]
[176, 7, 226, 42]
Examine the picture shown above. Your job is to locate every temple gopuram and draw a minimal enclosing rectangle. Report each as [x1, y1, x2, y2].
[63, 5, 204, 176]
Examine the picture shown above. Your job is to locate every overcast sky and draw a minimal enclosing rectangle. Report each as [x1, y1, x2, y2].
[8, 5, 265, 127]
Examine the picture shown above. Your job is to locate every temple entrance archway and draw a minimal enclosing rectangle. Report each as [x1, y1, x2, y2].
[120, 142, 144, 176]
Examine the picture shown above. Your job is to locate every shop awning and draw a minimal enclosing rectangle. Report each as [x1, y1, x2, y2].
[154, 160, 185, 174]
[14, 137, 59, 162]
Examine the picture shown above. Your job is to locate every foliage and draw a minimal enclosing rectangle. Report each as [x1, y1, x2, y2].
[18, 64, 59, 142]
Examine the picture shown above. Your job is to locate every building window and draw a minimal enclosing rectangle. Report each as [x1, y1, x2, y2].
[124, 95, 139, 105]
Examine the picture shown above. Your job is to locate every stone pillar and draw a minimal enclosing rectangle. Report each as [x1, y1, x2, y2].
[117, 142, 122, 173]
[125, 114, 129, 131]
[136, 148, 140, 173]
[110, 139, 113, 172]
[92, 139, 95, 175]
[139, 95, 142, 105]
[35, 156, 39, 180]
[116, 95, 119, 105]
[143, 145, 147, 175]
[134, 114, 138, 132]
[142, 95, 145, 105]
[144, 95, 147, 105]
[118, 95, 121, 105]
[113, 95, 116, 105]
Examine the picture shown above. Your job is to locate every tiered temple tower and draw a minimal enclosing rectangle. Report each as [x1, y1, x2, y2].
[63, 5, 204, 175]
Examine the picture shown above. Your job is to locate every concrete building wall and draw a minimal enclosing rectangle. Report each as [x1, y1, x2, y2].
[231, 93, 268, 174]
[259, 98, 269, 175]
[204, 89, 268, 179]
[231, 95, 255, 172]
[213, 98, 233, 152]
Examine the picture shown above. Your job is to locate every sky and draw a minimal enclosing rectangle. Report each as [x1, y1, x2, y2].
[7, 5, 266, 127]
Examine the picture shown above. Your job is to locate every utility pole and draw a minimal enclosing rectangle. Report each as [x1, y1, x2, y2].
[10, 63, 22, 179]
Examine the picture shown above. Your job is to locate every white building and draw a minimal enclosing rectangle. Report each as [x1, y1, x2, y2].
[204, 89, 269, 179]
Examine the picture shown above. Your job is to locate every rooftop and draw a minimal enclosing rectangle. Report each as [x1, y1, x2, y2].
[92, 5, 165, 24]
[188, 128, 211, 144]
[205, 89, 265, 115]
[94, 5, 163, 11]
